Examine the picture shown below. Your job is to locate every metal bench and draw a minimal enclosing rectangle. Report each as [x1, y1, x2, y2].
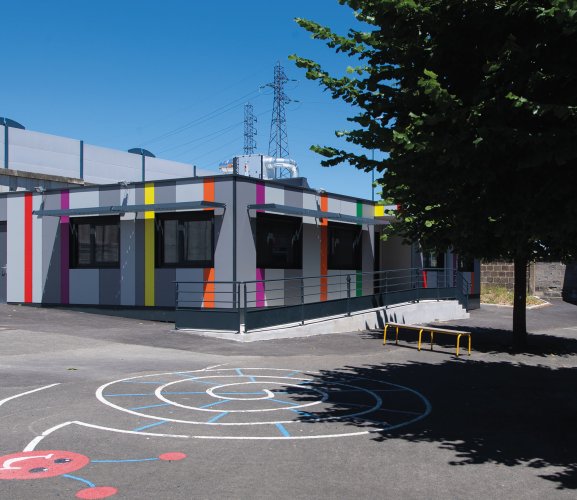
[384, 322, 472, 357]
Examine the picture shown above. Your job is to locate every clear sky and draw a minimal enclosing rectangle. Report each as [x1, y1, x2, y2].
[2, 0, 379, 199]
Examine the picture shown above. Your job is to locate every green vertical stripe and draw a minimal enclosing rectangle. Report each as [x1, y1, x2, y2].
[356, 202, 363, 296]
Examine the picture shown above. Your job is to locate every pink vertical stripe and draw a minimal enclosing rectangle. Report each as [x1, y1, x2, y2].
[60, 190, 70, 304]
[256, 268, 265, 308]
[256, 183, 265, 307]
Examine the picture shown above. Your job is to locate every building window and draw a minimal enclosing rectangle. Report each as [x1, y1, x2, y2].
[328, 222, 362, 270]
[155, 211, 214, 268]
[70, 216, 120, 268]
[458, 256, 474, 272]
[422, 251, 445, 269]
[256, 212, 302, 269]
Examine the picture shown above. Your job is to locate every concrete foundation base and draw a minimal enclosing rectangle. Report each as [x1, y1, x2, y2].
[178, 299, 469, 342]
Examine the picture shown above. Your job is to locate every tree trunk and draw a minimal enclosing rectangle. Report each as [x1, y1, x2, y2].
[512, 255, 528, 350]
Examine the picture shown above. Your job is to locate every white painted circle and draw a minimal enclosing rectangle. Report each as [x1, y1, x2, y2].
[207, 384, 275, 401]
[94, 367, 432, 439]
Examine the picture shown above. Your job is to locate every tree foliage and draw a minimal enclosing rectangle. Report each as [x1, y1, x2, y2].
[292, 0, 577, 347]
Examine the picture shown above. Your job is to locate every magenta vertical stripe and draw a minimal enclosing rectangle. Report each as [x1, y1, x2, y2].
[256, 268, 265, 307]
[60, 190, 69, 304]
[256, 183, 265, 307]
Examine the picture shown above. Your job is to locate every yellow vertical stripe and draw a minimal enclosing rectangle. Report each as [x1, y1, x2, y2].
[144, 183, 155, 306]
[374, 205, 385, 217]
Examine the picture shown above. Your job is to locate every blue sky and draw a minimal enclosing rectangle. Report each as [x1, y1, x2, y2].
[2, 0, 379, 199]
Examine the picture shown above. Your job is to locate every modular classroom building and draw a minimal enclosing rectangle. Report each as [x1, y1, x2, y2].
[0, 122, 480, 325]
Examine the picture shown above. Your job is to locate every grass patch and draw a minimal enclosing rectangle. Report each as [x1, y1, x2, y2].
[481, 284, 547, 307]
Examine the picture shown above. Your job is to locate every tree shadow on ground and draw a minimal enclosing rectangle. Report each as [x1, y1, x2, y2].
[361, 326, 577, 357]
[286, 358, 577, 490]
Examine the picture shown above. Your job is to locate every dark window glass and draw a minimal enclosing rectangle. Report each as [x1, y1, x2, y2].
[156, 211, 214, 268]
[458, 256, 474, 272]
[256, 213, 302, 269]
[70, 216, 120, 268]
[328, 222, 362, 270]
[422, 251, 444, 269]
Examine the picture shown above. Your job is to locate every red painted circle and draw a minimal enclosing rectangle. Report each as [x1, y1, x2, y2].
[158, 452, 186, 461]
[0, 450, 90, 480]
[75, 486, 118, 499]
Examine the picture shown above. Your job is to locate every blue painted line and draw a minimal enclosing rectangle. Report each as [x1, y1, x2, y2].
[286, 370, 301, 377]
[182, 379, 217, 385]
[129, 403, 171, 411]
[103, 393, 154, 397]
[379, 408, 421, 416]
[207, 412, 229, 423]
[199, 399, 230, 409]
[235, 368, 244, 376]
[92, 457, 159, 463]
[290, 409, 314, 417]
[270, 398, 299, 406]
[132, 420, 170, 432]
[62, 474, 95, 488]
[275, 423, 291, 437]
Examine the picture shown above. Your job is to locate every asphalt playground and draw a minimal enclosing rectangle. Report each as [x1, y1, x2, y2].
[1, 300, 576, 499]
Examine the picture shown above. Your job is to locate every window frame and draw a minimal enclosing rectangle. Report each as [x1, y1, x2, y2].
[327, 221, 363, 271]
[155, 210, 215, 269]
[69, 215, 120, 269]
[256, 212, 303, 270]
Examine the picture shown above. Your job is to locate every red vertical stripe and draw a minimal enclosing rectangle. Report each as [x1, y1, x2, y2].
[24, 193, 33, 303]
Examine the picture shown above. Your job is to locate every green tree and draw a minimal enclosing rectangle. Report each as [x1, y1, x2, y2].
[291, 0, 577, 349]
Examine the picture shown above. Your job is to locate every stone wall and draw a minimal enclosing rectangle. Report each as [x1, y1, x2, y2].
[480, 260, 518, 289]
[481, 260, 577, 300]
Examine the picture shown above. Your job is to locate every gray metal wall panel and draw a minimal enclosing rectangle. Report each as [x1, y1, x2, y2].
[120, 219, 136, 305]
[99, 186, 120, 206]
[6, 195, 24, 302]
[213, 180, 233, 283]
[70, 269, 99, 304]
[41, 193, 61, 303]
[284, 269, 301, 306]
[0, 125, 4, 167]
[0, 197, 6, 221]
[302, 223, 321, 304]
[155, 269, 176, 307]
[120, 186, 136, 306]
[99, 269, 121, 305]
[134, 219, 145, 305]
[235, 180, 257, 284]
[153, 181, 176, 204]
[175, 178, 203, 202]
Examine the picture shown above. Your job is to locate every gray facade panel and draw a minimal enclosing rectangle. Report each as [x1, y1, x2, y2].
[41, 193, 61, 303]
[0, 197, 6, 221]
[134, 219, 145, 306]
[213, 180, 234, 284]
[120, 219, 136, 306]
[70, 269, 99, 304]
[99, 185, 121, 207]
[154, 182, 176, 204]
[99, 269, 121, 305]
[235, 180, 257, 284]
[155, 269, 176, 307]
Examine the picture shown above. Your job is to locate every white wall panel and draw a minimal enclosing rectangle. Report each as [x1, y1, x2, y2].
[9, 128, 80, 178]
[6, 196, 24, 302]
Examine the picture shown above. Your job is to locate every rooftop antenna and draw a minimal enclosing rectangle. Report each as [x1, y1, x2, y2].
[243, 102, 257, 155]
[265, 62, 295, 178]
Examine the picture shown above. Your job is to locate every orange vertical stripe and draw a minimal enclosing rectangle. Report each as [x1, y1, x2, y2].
[203, 268, 215, 308]
[203, 178, 215, 203]
[24, 193, 33, 303]
[320, 194, 328, 301]
[203, 178, 215, 308]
